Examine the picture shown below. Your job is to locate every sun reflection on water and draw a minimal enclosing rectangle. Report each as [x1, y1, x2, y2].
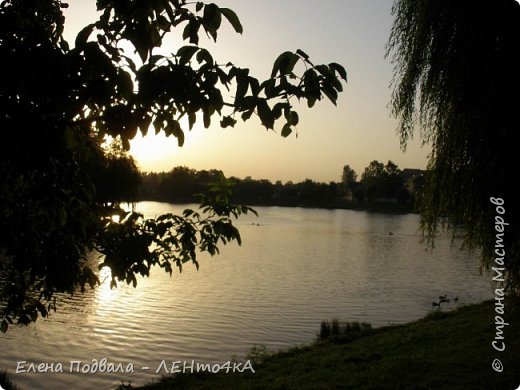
[95, 267, 120, 307]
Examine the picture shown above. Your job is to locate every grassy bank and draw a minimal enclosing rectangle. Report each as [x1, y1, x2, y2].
[133, 299, 520, 390]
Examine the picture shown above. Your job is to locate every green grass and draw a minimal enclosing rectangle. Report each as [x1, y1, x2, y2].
[132, 299, 520, 390]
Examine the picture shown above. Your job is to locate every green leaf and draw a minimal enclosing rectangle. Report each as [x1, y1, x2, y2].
[241, 110, 254, 121]
[220, 116, 237, 128]
[202, 3, 221, 41]
[303, 69, 321, 100]
[150, 26, 162, 47]
[177, 45, 199, 65]
[329, 62, 347, 81]
[316, 65, 343, 91]
[239, 96, 256, 111]
[132, 35, 150, 62]
[75, 23, 96, 48]
[182, 23, 191, 40]
[138, 114, 152, 136]
[296, 49, 310, 60]
[272, 102, 288, 119]
[156, 15, 171, 32]
[271, 51, 298, 78]
[166, 119, 185, 147]
[322, 83, 338, 105]
[329, 73, 344, 92]
[188, 111, 196, 130]
[315, 64, 331, 78]
[183, 18, 201, 45]
[153, 117, 163, 134]
[289, 111, 299, 126]
[164, 1, 176, 24]
[248, 77, 260, 96]
[117, 70, 134, 100]
[262, 79, 277, 98]
[220, 8, 243, 34]
[203, 106, 211, 128]
[257, 99, 274, 129]
[196, 48, 213, 65]
[122, 23, 155, 63]
[216, 67, 231, 87]
[234, 71, 249, 106]
[281, 123, 292, 137]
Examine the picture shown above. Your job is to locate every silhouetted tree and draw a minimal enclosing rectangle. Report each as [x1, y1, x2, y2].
[327, 182, 340, 199]
[164, 166, 199, 202]
[395, 185, 411, 205]
[362, 160, 385, 181]
[353, 186, 365, 203]
[341, 164, 357, 192]
[95, 153, 141, 205]
[360, 160, 404, 202]
[382, 160, 402, 199]
[278, 180, 297, 200]
[231, 177, 275, 203]
[387, 0, 520, 289]
[94, 138, 141, 205]
[361, 160, 385, 202]
[139, 172, 163, 199]
[0, 0, 346, 331]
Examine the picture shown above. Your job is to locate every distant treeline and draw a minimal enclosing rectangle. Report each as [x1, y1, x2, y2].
[138, 161, 425, 213]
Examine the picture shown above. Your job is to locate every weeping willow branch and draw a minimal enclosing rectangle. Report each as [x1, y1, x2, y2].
[386, 0, 520, 290]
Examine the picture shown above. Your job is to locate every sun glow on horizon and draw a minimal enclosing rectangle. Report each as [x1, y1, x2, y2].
[61, 0, 432, 183]
[129, 116, 212, 173]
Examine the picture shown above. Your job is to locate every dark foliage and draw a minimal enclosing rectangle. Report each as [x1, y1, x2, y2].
[0, 0, 347, 331]
[387, 0, 520, 289]
[138, 161, 419, 211]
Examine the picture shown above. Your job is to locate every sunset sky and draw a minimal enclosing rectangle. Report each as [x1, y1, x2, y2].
[63, 0, 430, 183]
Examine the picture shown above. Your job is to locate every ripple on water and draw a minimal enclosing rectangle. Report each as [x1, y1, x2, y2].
[0, 204, 494, 389]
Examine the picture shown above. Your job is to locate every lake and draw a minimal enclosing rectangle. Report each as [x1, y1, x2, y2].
[0, 202, 494, 389]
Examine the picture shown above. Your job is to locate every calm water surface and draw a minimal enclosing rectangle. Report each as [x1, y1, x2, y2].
[0, 202, 494, 389]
